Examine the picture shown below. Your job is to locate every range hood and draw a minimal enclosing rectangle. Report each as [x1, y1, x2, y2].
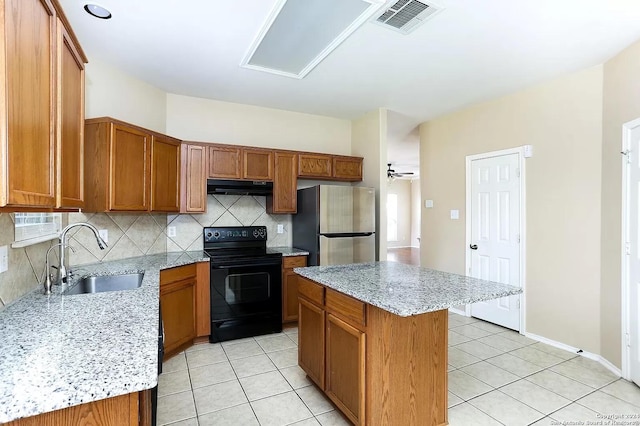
[207, 179, 273, 196]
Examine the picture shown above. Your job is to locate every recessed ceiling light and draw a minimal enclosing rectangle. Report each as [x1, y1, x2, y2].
[84, 4, 112, 19]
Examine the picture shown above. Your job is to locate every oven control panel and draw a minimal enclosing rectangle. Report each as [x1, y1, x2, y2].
[204, 226, 267, 242]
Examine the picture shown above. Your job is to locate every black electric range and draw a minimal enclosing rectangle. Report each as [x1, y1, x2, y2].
[204, 226, 282, 343]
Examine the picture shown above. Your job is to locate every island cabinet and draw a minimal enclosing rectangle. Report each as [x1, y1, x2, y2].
[5, 389, 152, 426]
[208, 144, 273, 181]
[160, 262, 210, 359]
[297, 276, 448, 426]
[84, 118, 181, 212]
[281, 255, 307, 322]
[0, 0, 87, 210]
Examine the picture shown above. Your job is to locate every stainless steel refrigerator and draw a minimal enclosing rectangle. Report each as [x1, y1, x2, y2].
[292, 185, 376, 266]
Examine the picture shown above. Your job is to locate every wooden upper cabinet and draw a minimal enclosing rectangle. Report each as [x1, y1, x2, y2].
[56, 20, 85, 209]
[84, 118, 184, 212]
[208, 145, 241, 179]
[0, 0, 57, 207]
[243, 149, 273, 181]
[298, 154, 332, 179]
[333, 156, 363, 181]
[267, 152, 297, 214]
[181, 143, 208, 213]
[109, 124, 151, 211]
[151, 135, 181, 212]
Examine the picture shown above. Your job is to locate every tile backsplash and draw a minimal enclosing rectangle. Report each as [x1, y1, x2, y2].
[0, 213, 56, 307]
[0, 195, 290, 307]
[167, 195, 291, 251]
[66, 212, 167, 266]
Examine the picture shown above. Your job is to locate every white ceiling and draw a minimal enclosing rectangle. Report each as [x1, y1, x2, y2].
[61, 0, 640, 126]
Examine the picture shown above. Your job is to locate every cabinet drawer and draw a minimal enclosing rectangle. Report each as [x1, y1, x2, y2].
[326, 289, 365, 327]
[298, 277, 324, 306]
[160, 263, 197, 284]
[283, 256, 307, 270]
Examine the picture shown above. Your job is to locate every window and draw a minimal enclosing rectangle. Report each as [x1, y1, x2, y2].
[12, 213, 62, 248]
[387, 193, 398, 242]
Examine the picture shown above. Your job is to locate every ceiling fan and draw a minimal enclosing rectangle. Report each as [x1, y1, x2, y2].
[387, 163, 414, 179]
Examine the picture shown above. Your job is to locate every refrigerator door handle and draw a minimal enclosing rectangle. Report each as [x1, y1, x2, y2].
[320, 233, 374, 238]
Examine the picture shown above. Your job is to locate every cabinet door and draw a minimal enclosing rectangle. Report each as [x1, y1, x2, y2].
[268, 152, 297, 214]
[161, 278, 197, 356]
[325, 313, 365, 425]
[298, 298, 325, 389]
[109, 124, 151, 211]
[333, 157, 363, 181]
[243, 149, 273, 181]
[283, 271, 300, 322]
[298, 154, 332, 178]
[2, 0, 57, 207]
[209, 146, 241, 179]
[151, 135, 180, 212]
[181, 144, 207, 213]
[56, 22, 84, 209]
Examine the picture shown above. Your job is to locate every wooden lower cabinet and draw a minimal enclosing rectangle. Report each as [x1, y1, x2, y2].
[282, 255, 307, 322]
[160, 262, 210, 359]
[298, 297, 325, 388]
[6, 390, 151, 426]
[325, 314, 365, 425]
[297, 276, 448, 426]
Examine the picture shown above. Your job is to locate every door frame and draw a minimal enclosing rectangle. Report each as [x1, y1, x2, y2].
[620, 118, 640, 380]
[462, 146, 527, 333]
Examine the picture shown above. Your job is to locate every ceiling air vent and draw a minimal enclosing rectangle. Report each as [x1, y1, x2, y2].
[374, 0, 442, 34]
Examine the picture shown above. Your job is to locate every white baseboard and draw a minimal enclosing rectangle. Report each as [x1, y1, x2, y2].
[524, 331, 622, 377]
[448, 307, 466, 316]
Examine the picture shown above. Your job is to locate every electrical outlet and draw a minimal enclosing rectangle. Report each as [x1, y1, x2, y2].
[0, 245, 7, 273]
[98, 229, 108, 243]
[277, 224, 284, 234]
[167, 226, 177, 237]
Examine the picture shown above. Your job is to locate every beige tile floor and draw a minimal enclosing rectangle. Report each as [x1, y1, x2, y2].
[158, 312, 640, 425]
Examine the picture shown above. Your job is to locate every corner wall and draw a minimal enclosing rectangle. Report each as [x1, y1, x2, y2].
[352, 109, 388, 260]
[420, 66, 604, 354]
[387, 179, 412, 248]
[165, 94, 352, 154]
[601, 39, 640, 368]
[85, 59, 167, 134]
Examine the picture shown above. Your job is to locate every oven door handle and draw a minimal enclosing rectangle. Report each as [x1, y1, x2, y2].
[211, 262, 281, 269]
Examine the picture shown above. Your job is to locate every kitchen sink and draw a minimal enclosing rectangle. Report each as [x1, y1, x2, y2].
[64, 273, 144, 295]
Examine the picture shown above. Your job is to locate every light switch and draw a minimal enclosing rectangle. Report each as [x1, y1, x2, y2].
[450, 210, 459, 220]
[425, 200, 434, 208]
[0, 245, 7, 273]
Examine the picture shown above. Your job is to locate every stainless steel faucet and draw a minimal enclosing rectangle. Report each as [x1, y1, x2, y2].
[57, 223, 108, 288]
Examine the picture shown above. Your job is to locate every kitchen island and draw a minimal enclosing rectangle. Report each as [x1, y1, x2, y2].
[294, 261, 522, 426]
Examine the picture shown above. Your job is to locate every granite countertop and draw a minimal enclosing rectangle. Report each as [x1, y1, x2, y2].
[0, 251, 209, 423]
[267, 246, 310, 257]
[294, 261, 523, 317]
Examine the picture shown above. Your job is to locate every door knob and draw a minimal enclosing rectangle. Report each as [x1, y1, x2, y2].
[469, 244, 478, 250]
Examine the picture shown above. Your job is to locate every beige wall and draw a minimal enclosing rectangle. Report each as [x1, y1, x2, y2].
[420, 66, 604, 354]
[411, 179, 421, 249]
[165, 94, 352, 154]
[352, 109, 388, 260]
[601, 39, 640, 367]
[85, 59, 167, 134]
[387, 179, 412, 248]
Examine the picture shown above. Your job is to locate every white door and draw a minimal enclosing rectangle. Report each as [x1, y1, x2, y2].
[626, 123, 640, 385]
[469, 153, 521, 330]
